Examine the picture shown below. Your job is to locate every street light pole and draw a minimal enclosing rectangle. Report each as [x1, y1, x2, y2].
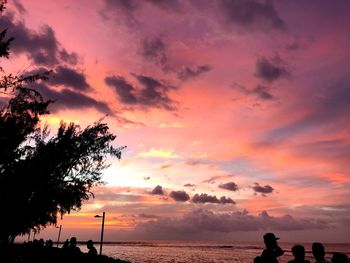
[56, 225, 62, 248]
[95, 212, 105, 255]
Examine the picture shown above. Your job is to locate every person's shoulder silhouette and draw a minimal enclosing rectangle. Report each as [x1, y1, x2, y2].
[67, 237, 81, 255]
[62, 239, 69, 250]
[261, 233, 284, 263]
[86, 240, 98, 256]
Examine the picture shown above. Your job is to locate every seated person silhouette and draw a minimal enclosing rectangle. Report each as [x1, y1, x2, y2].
[312, 243, 330, 263]
[86, 240, 98, 256]
[288, 245, 311, 263]
[261, 233, 284, 263]
[67, 237, 81, 255]
[331, 253, 348, 263]
[62, 239, 69, 250]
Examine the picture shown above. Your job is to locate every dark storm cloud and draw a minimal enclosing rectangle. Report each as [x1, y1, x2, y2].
[48, 66, 90, 91]
[104, 76, 138, 104]
[218, 0, 286, 32]
[105, 74, 177, 111]
[218, 182, 239, 192]
[139, 36, 168, 69]
[255, 57, 289, 83]
[177, 65, 212, 81]
[34, 83, 111, 114]
[135, 209, 328, 236]
[0, 13, 77, 66]
[192, 193, 235, 205]
[253, 183, 274, 195]
[169, 190, 190, 202]
[151, 185, 164, 195]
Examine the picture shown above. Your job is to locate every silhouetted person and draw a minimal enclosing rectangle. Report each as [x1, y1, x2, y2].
[261, 233, 284, 263]
[86, 240, 97, 256]
[38, 238, 45, 247]
[312, 243, 330, 263]
[288, 245, 311, 263]
[331, 253, 348, 263]
[45, 239, 53, 247]
[67, 237, 81, 255]
[254, 256, 263, 263]
[62, 239, 69, 250]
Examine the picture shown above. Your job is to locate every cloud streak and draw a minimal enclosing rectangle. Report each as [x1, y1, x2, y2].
[135, 209, 328, 236]
[0, 13, 77, 66]
[105, 74, 177, 111]
[192, 193, 235, 205]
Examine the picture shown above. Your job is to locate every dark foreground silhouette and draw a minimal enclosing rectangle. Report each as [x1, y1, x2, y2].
[0, 242, 131, 263]
[254, 233, 348, 263]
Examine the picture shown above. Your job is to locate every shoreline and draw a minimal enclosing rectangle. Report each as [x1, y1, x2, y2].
[0, 243, 131, 263]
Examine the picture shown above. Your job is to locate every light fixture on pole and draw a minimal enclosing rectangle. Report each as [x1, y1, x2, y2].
[94, 212, 105, 255]
[56, 225, 62, 247]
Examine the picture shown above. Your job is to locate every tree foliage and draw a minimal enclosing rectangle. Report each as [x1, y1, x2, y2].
[0, 4, 125, 243]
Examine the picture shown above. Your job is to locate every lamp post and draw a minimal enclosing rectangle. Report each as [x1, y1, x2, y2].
[94, 212, 105, 255]
[56, 225, 62, 247]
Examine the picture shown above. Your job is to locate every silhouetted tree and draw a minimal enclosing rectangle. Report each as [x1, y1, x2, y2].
[0, 1, 12, 57]
[0, 3, 125, 243]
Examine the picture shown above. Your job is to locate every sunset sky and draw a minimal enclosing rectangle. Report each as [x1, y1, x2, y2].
[1, 0, 350, 243]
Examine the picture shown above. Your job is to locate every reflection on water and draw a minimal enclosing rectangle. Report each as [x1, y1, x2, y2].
[78, 241, 350, 263]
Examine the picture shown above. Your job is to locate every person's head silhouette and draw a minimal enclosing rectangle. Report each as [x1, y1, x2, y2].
[263, 232, 279, 248]
[331, 253, 348, 263]
[312, 242, 326, 261]
[87, 240, 94, 249]
[86, 239, 97, 256]
[292, 245, 306, 261]
[70, 237, 77, 247]
[260, 232, 284, 262]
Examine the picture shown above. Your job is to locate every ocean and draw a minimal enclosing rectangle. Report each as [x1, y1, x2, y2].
[78, 241, 350, 263]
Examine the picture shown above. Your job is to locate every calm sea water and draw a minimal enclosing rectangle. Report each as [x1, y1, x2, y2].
[78, 241, 350, 263]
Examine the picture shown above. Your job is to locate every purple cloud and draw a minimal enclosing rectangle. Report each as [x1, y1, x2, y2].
[135, 209, 328, 236]
[255, 57, 289, 83]
[177, 65, 212, 81]
[218, 182, 239, 192]
[170, 191, 190, 202]
[0, 13, 77, 66]
[218, 0, 286, 32]
[151, 185, 164, 195]
[192, 193, 235, 205]
[253, 183, 274, 196]
[105, 74, 177, 111]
